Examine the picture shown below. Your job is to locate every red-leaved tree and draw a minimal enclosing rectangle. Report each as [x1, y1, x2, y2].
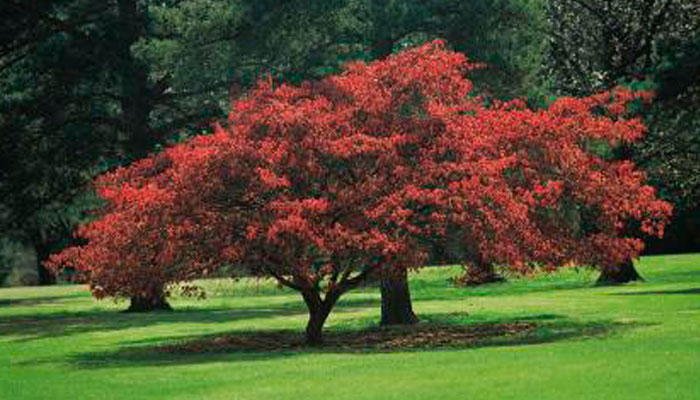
[48, 41, 671, 343]
[47, 131, 272, 311]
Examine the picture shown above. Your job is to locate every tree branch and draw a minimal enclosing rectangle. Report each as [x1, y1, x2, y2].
[265, 267, 305, 291]
[337, 262, 379, 293]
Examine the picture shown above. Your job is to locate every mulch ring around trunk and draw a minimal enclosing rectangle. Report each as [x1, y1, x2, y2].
[154, 322, 537, 354]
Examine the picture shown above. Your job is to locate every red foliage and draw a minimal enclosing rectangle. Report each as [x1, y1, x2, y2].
[47, 41, 671, 342]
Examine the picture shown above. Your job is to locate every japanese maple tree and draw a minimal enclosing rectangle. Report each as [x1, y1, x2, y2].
[48, 41, 671, 344]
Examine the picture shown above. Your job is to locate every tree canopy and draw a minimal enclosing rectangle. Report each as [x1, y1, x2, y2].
[49, 42, 670, 343]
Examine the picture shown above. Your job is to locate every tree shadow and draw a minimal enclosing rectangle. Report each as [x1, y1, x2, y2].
[0, 303, 308, 343]
[58, 313, 652, 369]
[0, 293, 87, 307]
[611, 287, 700, 296]
[0, 294, 394, 343]
[3, 283, 649, 346]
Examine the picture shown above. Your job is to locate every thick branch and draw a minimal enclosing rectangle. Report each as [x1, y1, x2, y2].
[266, 268, 305, 291]
[337, 263, 378, 293]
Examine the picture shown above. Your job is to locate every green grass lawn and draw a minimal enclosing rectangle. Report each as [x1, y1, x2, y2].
[2, 254, 700, 399]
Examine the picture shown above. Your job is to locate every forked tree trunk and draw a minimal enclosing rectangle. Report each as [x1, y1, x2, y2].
[302, 289, 341, 345]
[380, 269, 419, 325]
[596, 259, 644, 286]
[126, 286, 172, 312]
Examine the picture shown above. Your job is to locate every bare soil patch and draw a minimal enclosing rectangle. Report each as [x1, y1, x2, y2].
[155, 322, 537, 353]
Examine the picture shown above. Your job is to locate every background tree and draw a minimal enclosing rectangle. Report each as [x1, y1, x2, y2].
[544, 0, 697, 95]
[637, 34, 700, 254]
[543, 0, 700, 283]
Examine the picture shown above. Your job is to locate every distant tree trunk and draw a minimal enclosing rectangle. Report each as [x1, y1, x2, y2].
[380, 269, 419, 325]
[126, 285, 172, 312]
[116, 0, 155, 159]
[30, 234, 56, 286]
[37, 263, 56, 286]
[35, 244, 56, 285]
[595, 259, 643, 286]
[454, 261, 505, 286]
[302, 289, 340, 345]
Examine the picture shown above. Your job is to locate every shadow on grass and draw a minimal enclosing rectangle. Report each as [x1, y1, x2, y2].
[611, 287, 700, 296]
[0, 281, 632, 346]
[0, 293, 87, 307]
[0, 295, 393, 343]
[60, 313, 652, 369]
[0, 291, 414, 345]
[0, 302, 308, 343]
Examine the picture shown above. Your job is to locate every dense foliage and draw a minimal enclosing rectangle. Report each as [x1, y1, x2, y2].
[544, 0, 697, 95]
[2, 0, 546, 285]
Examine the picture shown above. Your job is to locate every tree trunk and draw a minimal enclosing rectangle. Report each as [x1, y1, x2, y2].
[305, 306, 330, 346]
[380, 269, 419, 326]
[302, 289, 340, 346]
[454, 262, 505, 287]
[116, 0, 154, 159]
[37, 264, 56, 286]
[596, 259, 644, 286]
[33, 239, 56, 285]
[125, 286, 172, 312]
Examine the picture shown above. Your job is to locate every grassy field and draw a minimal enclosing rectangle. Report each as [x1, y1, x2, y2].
[2, 254, 700, 400]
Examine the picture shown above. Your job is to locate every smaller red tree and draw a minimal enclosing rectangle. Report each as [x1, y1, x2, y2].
[47, 132, 271, 311]
[48, 41, 670, 343]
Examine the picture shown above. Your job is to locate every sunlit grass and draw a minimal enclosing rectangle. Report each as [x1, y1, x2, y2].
[3, 254, 700, 400]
